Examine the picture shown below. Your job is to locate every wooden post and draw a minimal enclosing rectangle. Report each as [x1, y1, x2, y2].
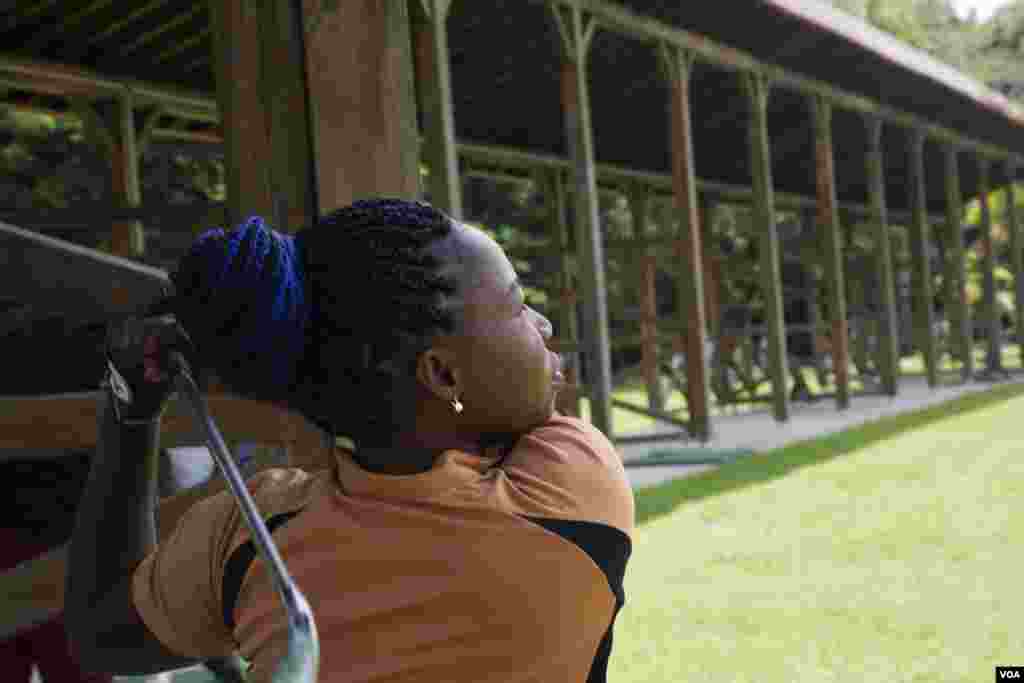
[906, 129, 938, 387]
[864, 117, 900, 395]
[659, 44, 711, 440]
[73, 96, 160, 259]
[552, 5, 613, 437]
[944, 145, 973, 382]
[260, 0, 318, 231]
[701, 200, 721, 336]
[411, 0, 462, 218]
[301, 0, 421, 210]
[977, 157, 1003, 375]
[812, 96, 850, 409]
[551, 170, 582, 417]
[210, 0, 421, 225]
[108, 94, 143, 258]
[207, 0, 275, 225]
[1005, 160, 1024, 358]
[743, 72, 789, 422]
[627, 186, 664, 413]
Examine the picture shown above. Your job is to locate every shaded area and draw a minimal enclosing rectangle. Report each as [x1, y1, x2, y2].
[1, 1, 1021, 213]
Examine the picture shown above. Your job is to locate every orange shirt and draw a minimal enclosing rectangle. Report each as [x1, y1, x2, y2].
[131, 414, 635, 682]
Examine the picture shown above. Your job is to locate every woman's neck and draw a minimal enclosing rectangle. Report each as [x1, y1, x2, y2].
[351, 446, 438, 475]
[352, 431, 483, 475]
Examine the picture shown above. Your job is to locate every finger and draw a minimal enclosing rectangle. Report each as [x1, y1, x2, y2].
[144, 333, 161, 357]
[143, 357, 167, 383]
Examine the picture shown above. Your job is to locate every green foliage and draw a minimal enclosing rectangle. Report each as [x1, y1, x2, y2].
[827, 0, 1024, 94]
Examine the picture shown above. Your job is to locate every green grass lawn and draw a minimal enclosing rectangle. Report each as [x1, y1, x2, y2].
[612, 382, 1024, 683]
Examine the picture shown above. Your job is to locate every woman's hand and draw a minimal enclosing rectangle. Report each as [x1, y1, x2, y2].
[104, 315, 197, 423]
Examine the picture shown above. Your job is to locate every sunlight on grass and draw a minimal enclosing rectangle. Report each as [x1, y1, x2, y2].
[613, 383, 1024, 683]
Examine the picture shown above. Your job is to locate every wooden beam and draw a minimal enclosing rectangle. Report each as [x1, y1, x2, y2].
[660, 44, 711, 440]
[549, 170, 582, 417]
[0, 426, 331, 642]
[0, 544, 67, 642]
[700, 198, 721, 340]
[301, 0, 421, 210]
[532, 0, 1020, 164]
[411, 0, 463, 218]
[744, 73, 790, 422]
[0, 202, 226, 227]
[627, 185, 664, 413]
[0, 392, 328, 467]
[553, 4, 613, 437]
[134, 105, 165, 155]
[207, 0, 274, 225]
[0, 220, 168, 318]
[977, 157, 1003, 375]
[944, 144, 973, 381]
[907, 129, 939, 387]
[106, 94, 145, 258]
[1005, 160, 1024, 355]
[261, 0, 318, 231]
[456, 142, 950, 226]
[812, 96, 850, 409]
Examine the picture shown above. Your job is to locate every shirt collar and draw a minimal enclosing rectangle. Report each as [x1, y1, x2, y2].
[330, 445, 501, 501]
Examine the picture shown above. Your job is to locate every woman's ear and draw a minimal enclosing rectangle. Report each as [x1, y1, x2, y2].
[416, 347, 460, 403]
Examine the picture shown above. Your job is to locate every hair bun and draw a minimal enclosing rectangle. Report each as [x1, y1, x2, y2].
[170, 216, 311, 402]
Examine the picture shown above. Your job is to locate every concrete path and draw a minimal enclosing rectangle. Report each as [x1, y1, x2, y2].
[620, 374, 1024, 490]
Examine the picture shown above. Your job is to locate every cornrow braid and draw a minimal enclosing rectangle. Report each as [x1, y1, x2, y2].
[292, 199, 458, 446]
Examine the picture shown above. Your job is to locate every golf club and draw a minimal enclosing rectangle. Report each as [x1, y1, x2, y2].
[170, 353, 319, 683]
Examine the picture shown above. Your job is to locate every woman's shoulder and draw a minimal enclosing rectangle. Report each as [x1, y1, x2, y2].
[496, 412, 634, 536]
[194, 467, 321, 529]
[513, 412, 621, 470]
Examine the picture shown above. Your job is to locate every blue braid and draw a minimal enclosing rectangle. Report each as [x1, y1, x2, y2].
[171, 199, 458, 446]
[172, 216, 310, 401]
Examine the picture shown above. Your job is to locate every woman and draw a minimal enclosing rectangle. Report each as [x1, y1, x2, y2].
[65, 199, 635, 682]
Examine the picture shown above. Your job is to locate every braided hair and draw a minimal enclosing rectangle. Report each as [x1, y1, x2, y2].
[170, 198, 458, 447]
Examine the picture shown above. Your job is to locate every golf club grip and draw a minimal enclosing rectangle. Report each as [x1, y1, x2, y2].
[172, 366, 319, 683]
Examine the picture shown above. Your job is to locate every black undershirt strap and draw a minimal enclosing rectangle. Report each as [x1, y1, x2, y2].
[522, 517, 632, 683]
[222, 509, 304, 631]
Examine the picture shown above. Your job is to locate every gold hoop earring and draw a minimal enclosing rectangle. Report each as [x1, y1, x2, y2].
[451, 396, 464, 415]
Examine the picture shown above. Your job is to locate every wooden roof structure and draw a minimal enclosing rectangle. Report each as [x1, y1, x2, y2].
[1, 0, 1023, 439]
[1, 0, 1022, 210]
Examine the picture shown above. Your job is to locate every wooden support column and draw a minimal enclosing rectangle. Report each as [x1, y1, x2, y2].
[109, 95, 142, 258]
[74, 96, 161, 260]
[977, 157, 1003, 375]
[411, 0, 462, 218]
[210, 0, 420, 226]
[551, 170, 582, 417]
[812, 96, 850, 409]
[261, 0, 318, 230]
[906, 129, 938, 387]
[944, 145, 973, 382]
[207, 0, 274, 225]
[743, 73, 789, 422]
[302, 0, 420, 209]
[659, 45, 711, 440]
[552, 5, 613, 436]
[701, 198, 721, 340]
[1005, 160, 1024, 356]
[628, 186, 664, 413]
[864, 118, 897, 395]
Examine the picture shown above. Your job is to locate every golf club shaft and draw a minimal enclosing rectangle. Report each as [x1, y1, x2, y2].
[172, 363, 319, 683]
